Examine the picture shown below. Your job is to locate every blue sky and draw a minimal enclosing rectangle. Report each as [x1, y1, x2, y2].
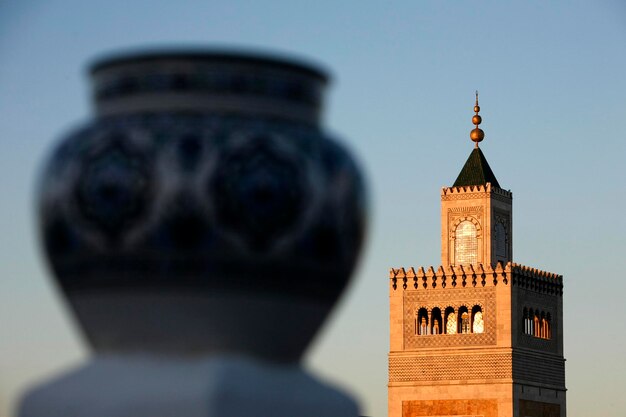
[1, 1, 625, 416]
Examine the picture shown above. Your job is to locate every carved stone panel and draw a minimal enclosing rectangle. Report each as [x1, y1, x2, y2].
[512, 352, 565, 388]
[447, 206, 484, 267]
[389, 352, 512, 382]
[441, 192, 490, 201]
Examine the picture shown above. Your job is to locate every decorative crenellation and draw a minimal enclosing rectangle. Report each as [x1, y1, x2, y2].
[390, 262, 562, 296]
[441, 183, 512, 199]
[510, 263, 563, 296]
[389, 262, 508, 291]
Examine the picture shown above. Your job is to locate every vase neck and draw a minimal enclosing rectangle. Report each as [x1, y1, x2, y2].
[90, 52, 328, 125]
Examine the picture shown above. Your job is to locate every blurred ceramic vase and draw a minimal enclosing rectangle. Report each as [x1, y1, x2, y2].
[37, 50, 367, 361]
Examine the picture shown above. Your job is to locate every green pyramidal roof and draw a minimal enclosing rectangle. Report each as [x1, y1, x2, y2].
[452, 147, 501, 188]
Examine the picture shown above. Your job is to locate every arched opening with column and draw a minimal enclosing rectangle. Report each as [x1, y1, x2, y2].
[444, 307, 457, 334]
[523, 307, 553, 339]
[431, 307, 442, 335]
[471, 305, 484, 333]
[523, 307, 529, 335]
[417, 308, 429, 335]
[533, 312, 540, 337]
[540, 312, 551, 339]
[459, 306, 470, 334]
[546, 312, 552, 339]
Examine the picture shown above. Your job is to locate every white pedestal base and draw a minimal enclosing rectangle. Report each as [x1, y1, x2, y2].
[19, 355, 359, 417]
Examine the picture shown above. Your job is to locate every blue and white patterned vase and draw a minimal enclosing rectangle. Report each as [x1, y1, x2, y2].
[38, 50, 367, 361]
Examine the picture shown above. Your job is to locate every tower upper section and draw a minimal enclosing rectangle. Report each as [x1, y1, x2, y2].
[441, 94, 512, 267]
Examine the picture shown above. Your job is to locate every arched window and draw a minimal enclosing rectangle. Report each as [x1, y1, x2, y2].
[431, 307, 442, 335]
[546, 313, 552, 339]
[459, 306, 470, 334]
[533, 313, 540, 337]
[417, 308, 429, 335]
[454, 220, 478, 265]
[472, 305, 484, 334]
[523, 309, 553, 339]
[445, 307, 457, 334]
[495, 222, 507, 258]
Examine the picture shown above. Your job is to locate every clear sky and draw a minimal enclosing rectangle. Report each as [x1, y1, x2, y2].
[1, 1, 625, 416]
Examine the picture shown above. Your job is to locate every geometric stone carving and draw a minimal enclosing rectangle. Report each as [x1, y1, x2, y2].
[512, 352, 565, 387]
[389, 352, 513, 382]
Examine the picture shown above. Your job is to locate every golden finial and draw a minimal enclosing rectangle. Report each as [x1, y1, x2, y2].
[470, 90, 484, 148]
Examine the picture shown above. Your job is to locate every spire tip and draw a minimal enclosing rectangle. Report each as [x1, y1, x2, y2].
[470, 91, 484, 146]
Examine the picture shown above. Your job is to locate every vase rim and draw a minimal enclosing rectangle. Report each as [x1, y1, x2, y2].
[89, 47, 330, 84]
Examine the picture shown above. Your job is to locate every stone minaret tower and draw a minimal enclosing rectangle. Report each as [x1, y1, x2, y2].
[388, 94, 566, 417]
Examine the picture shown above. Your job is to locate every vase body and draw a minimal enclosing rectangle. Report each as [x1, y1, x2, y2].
[38, 50, 367, 361]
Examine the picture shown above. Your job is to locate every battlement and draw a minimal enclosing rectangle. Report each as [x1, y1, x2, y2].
[389, 262, 562, 295]
[441, 183, 512, 199]
[510, 263, 563, 295]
